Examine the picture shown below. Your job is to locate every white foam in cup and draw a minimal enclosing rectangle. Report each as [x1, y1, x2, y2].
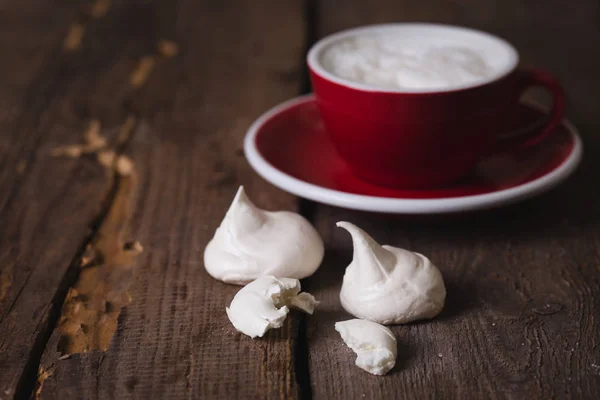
[310, 24, 519, 93]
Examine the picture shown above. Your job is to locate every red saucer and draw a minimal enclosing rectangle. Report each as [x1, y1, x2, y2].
[244, 95, 582, 214]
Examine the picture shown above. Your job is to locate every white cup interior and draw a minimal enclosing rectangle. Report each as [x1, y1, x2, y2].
[307, 23, 519, 93]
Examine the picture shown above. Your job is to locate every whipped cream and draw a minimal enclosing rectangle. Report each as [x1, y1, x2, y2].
[226, 275, 318, 338]
[321, 34, 495, 90]
[335, 319, 397, 375]
[204, 186, 324, 284]
[337, 222, 446, 324]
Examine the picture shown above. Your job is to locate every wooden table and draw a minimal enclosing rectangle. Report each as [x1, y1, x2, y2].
[1, 0, 599, 398]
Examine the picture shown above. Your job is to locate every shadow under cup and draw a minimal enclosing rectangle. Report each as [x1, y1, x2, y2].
[307, 24, 565, 189]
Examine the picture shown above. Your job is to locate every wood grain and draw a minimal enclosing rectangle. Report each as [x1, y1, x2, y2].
[307, 1, 600, 399]
[0, 0, 83, 218]
[37, 0, 306, 399]
[2, 0, 598, 398]
[0, 0, 166, 396]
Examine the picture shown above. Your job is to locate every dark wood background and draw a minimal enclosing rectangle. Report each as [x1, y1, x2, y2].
[0, 0, 598, 399]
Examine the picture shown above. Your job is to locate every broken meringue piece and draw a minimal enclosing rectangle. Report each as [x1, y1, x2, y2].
[289, 292, 319, 314]
[204, 186, 324, 285]
[335, 319, 397, 375]
[226, 275, 318, 338]
[337, 221, 446, 324]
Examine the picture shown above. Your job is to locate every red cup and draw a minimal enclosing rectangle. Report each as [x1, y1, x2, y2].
[307, 24, 565, 189]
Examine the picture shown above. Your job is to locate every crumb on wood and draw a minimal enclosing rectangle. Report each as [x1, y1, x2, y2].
[97, 150, 116, 169]
[158, 39, 179, 58]
[53, 148, 139, 357]
[118, 115, 137, 145]
[130, 56, 156, 88]
[63, 22, 85, 51]
[36, 365, 54, 400]
[80, 245, 97, 267]
[83, 120, 106, 151]
[116, 155, 134, 176]
[51, 145, 83, 158]
[90, 0, 111, 18]
[124, 240, 144, 254]
[51, 120, 107, 158]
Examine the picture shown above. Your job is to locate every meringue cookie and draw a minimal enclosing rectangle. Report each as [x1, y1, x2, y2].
[226, 275, 318, 338]
[204, 186, 324, 285]
[335, 319, 397, 375]
[337, 221, 446, 324]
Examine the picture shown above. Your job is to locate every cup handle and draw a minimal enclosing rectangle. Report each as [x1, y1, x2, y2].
[492, 68, 565, 153]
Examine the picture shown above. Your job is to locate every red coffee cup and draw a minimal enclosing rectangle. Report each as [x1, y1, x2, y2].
[307, 24, 565, 189]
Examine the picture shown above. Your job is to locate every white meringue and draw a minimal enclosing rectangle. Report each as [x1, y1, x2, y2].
[226, 275, 318, 338]
[335, 319, 397, 375]
[204, 186, 324, 285]
[337, 221, 446, 324]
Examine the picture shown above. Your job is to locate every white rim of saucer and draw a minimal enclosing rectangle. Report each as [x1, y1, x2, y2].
[244, 94, 583, 214]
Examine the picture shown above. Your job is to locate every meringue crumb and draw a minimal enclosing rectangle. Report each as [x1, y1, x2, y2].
[130, 56, 156, 87]
[97, 150, 116, 168]
[158, 40, 179, 58]
[118, 115, 137, 144]
[80, 246, 95, 266]
[124, 241, 144, 253]
[227, 276, 315, 338]
[51, 145, 83, 158]
[116, 155, 134, 176]
[83, 120, 106, 151]
[335, 319, 397, 375]
[64, 23, 84, 51]
[52, 120, 106, 158]
[90, 0, 111, 17]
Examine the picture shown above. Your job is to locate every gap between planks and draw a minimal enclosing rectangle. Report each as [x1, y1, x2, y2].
[294, 1, 319, 399]
[14, 1, 181, 395]
[19, 0, 316, 398]
[17, 116, 141, 400]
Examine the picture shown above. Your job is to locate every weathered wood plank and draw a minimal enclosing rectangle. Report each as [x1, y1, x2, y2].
[38, 1, 306, 399]
[0, 0, 83, 217]
[0, 0, 162, 396]
[307, 1, 600, 398]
